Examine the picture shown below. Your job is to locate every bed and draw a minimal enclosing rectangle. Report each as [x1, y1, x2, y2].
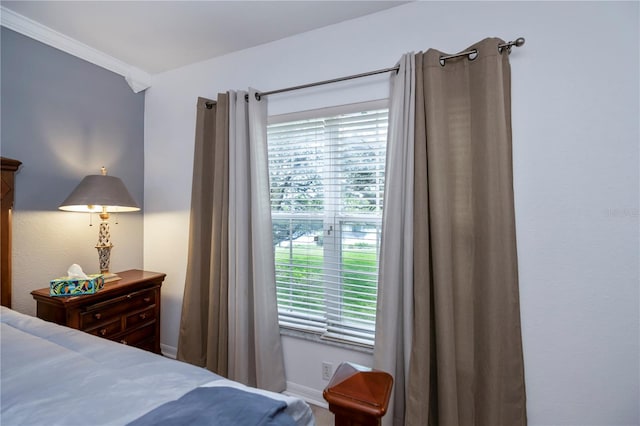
[1, 306, 314, 425]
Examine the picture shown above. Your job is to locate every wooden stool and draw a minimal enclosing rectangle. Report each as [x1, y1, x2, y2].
[322, 362, 393, 426]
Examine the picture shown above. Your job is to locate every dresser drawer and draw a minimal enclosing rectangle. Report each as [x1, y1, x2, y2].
[79, 288, 156, 330]
[125, 306, 156, 329]
[135, 337, 156, 353]
[116, 323, 155, 347]
[86, 318, 122, 338]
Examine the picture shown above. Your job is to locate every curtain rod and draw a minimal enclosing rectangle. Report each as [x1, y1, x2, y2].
[254, 66, 400, 100]
[439, 37, 525, 65]
[245, 37, 525, 102]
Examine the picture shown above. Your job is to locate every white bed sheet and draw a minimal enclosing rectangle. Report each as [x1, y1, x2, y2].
[0, 307, 313, 426]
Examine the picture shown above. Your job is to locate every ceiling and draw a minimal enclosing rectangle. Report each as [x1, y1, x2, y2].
[1, 1, 408, 74]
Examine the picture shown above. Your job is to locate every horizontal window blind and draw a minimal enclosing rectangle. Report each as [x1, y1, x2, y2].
[267, 106, 388, 347]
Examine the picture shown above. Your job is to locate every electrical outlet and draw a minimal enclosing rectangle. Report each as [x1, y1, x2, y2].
[322, 362, 333, 380]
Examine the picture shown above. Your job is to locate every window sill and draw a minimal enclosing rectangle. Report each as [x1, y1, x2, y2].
[279, 327, 374, 355]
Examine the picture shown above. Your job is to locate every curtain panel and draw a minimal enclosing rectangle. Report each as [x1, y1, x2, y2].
[377, 38, 526, 426]
[374, 52, 416, 426]
[410, 37, 527, 425]
[178, 91, 285, 392]
[227, 90, 286, 391]
[177, 95, 230, 375]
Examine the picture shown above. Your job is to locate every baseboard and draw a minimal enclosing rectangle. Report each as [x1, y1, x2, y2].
[284, 381, 328, 408]
[161, 343, 177, 359]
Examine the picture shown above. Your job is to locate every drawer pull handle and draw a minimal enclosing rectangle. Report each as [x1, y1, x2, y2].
[94, 313, 102, 320]
[120, 339, 128, 345]
[143, 297, 151, 303]
[99, 328, 107, 336]
[139, 313, 147, 320]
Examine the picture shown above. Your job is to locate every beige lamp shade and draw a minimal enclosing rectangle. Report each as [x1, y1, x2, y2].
[59, 173, 140, 213]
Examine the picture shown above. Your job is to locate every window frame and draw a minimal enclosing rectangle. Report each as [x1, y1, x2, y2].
[268, 99, 389, 349]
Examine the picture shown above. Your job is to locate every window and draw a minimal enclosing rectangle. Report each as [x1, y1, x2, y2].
[267, 101, 388, 347]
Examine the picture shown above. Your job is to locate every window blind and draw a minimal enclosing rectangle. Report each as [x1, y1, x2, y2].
[267, 106, 388, 347]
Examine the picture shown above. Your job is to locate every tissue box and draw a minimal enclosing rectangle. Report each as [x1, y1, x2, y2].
[49, 274, 105, 297]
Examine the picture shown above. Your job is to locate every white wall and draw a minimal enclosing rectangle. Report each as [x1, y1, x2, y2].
[144, 2, 639, 424]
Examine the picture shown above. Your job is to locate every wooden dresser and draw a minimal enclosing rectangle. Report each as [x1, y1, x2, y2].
[31, 269, 165, 354]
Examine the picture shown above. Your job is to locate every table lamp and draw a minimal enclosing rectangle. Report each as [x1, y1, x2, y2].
[59, 167, 139, 281]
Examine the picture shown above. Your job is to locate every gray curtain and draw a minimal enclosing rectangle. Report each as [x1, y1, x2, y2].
[177, 95, 229, 375]
[227, 90, 286, 391]
[409, 37, 527, 425]
[374, 52, 415, 426]
[376, 38, 526, 425]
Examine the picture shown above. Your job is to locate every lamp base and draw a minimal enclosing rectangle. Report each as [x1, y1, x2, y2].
[102, 272, 122, 283]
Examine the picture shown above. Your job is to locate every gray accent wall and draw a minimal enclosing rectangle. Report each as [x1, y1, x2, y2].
[1, 27, 144, 210]
[1, 27, 145, 313]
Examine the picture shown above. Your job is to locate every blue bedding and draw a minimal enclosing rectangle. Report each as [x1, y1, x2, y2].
[0, 307, 314, 426]
[127, 387, 296, 426]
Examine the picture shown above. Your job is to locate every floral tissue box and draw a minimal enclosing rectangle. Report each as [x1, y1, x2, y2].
[49, 274, 105, 297]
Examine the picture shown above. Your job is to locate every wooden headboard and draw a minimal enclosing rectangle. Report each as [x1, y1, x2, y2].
[1, 157, 22, 308]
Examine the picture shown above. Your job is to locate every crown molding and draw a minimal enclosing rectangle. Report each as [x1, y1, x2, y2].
[1, 6, 152, 93]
